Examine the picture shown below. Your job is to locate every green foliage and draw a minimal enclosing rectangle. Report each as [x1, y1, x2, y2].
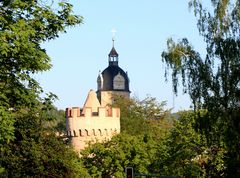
[188, 0, 240, 39]
[0, 0, 82, 141]
[0, 106, 14, 146]
[43, 107, 66, 133]
[79, 95, 229, 177]
[112, 95, 172, 138]
[153, 110, 226, 178]
[80, 96, 174, 177]
[2, 134, 85, 177]
[0, 0, 83, 176]
[81, 133, 159, 178]
[0, 95, 89, 177]
[162, 0, 240, 176]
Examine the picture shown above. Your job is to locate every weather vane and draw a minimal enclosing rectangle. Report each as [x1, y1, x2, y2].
[111, 28, 117, 46]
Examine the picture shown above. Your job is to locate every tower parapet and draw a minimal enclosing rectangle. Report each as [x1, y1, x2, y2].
[66, 90, 120, 152]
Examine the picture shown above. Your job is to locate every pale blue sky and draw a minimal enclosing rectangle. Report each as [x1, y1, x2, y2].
[38, 0, 207, 111]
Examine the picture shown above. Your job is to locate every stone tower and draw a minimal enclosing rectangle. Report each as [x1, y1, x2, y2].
[97, 39, 130, 106]
[66, 39, 130, 153]
[66, 90, 120, 152]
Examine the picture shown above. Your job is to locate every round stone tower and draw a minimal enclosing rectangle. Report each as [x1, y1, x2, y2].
[66, 90, 120, 152]
[97, 39, 130, 106]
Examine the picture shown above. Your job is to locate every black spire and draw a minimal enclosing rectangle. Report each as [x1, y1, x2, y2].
[108, 38, 118, 66]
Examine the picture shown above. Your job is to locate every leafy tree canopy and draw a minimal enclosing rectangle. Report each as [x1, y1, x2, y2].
[81, 133, 160, 178]
[161, 0, 240, 176]
[0, 0, 83, 176]
[80, 96, 173, 177]
[112, 95, 172, 138]
[153, 110, 226, 177]
[0, 0, 82, 144]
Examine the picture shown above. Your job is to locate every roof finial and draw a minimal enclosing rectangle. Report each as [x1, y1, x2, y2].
[111, 28, 117, 47]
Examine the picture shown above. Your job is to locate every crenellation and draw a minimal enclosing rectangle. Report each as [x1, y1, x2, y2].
[66, 108, 71, 117]
[66, 107, 81, 117]
[84, 107, 92, 117]
[98, 107, 106, 117]
[66, 106, 120, 119]
[66, 89, 121, 152]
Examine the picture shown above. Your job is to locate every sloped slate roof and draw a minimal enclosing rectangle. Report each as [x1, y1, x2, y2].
[100, 65, 130, 92]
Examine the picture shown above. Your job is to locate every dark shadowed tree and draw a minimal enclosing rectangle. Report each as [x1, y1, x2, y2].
[0, 0, 83, 176]
[0, 0, 81, 146]
[161, 0, 240, 176]
[153, 110, 226, 177]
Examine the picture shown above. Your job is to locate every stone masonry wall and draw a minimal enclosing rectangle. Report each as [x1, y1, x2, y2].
[66, 106, 120, 152]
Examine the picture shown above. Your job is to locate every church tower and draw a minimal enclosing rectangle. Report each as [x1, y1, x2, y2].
[97, 39, 130, 106]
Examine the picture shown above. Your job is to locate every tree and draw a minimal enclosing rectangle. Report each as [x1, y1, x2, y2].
[161, 0, 240, 176]
[0, 0, 83, 176]
[43, 107, 66, 134]
[81, 133, 159, 178]
[0, 0, 82, 143]
[80, 96, 173, 177]
[153, 111, 226, 178]
[112, 95, 172, 138]
[2, 130, 84, 177]
[0, 102, 91, 177]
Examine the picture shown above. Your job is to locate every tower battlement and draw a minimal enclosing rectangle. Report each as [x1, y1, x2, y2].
[66, 106, 120, 138]
[66, 106, 120, 118]
[66, 90, 120, 152]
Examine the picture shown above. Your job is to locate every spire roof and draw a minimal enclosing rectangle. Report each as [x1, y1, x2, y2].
[108, 46, 118, 57]
[108, 38, 119, 66]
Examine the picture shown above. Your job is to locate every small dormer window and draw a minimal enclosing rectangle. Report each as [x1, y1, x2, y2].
[113, 73, 125, 90]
